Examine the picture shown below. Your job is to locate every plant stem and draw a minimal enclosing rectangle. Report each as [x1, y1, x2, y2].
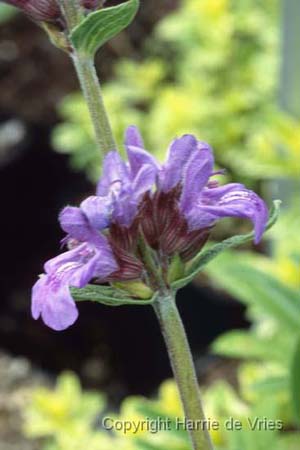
[71, 53, 117, 155]
[59, 0, 117, 156]
[153, 292, 214, 450]
[59, 0, 82, 30]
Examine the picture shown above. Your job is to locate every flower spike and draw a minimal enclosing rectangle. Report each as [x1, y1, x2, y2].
[32, 126, 269, 330]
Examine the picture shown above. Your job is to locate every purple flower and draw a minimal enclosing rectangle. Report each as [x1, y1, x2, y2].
[93, 149, 157, 227]
[32, 126, 268, 330]
[32, 208, 118, 331]
[125, 126, 268, 246]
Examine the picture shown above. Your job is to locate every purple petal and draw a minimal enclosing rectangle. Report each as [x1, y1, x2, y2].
[125, 133, 159, 179]
[132, 164, 156, 198]
[32, 239, 118, 330]
[44, 244, 94, 288]
[110, 163, 156, 227]
[126, 146, 159, 179]
[125, 125, 145, 149]
[44, 242, 118, 287]
[92, 246, 119, 280]
[97, 151, 129, 196]
[59, 207, 92, 242]
[80, 196, 112, 230]
[185, 185, 268, 243]
[180, 143, 214, 212]
[201, 183, 245, 201]
[112, 195, 137, 227]
[158, 135, 198, 192]
[32, 276, 78, 331]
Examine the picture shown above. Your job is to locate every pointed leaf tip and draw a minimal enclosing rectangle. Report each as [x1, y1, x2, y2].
[71, 0, 139, 56]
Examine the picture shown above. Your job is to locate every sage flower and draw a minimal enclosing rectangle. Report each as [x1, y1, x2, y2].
[32, 211, 118, 331]
[32, 126, 268, 330]
[126, 126, 268, 259]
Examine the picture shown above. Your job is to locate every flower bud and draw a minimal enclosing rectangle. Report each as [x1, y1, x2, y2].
[2, 0, 102, 26]
[3, 0, 61, 24]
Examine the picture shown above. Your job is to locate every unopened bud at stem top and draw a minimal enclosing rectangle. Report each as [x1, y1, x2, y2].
[2, 0, 102, 27]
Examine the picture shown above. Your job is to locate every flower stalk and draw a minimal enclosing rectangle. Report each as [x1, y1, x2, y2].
[59, 0, 82, 29]
[153, 292, 214, 450]
[59, 0, 117, 156]
[71, 53, 117, 155]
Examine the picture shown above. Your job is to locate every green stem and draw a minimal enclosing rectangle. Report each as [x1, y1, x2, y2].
[153, 292, 214, 450]
[71, 53, 117, 155]
[59, 0, 82, 30]
[59, 0, 117, 156]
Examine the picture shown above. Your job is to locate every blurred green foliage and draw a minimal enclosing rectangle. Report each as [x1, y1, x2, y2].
[24, 365, 300, 450]
[205, 202, 300, 445]
[0, 3, 17, 23]
[53, 0, 300, 181]
[24, 372, 130, 450]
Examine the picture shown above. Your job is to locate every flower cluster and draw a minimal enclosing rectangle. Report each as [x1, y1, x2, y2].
[32, 126, 268, 331]
[2, 0, 101, 25]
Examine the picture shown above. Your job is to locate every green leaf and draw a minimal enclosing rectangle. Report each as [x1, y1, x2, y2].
[212, 330, 286, 361]
[291, 336, 300, 424]
[279, 432, 300, 450]
[206, 259, 300, 331]
[71, 284, 154, 306]
[251, 376, 289, 393]
[0, 4, 17, 23]
[71, 0, 139, 56]
[134, 441, 168, 450]
[172, 200, 281, 290]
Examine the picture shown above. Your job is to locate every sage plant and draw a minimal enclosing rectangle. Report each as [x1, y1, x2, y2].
[3, 1, 280, 449]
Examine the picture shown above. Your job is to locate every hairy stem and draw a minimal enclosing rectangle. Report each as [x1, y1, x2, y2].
[153, 292, 214, 450]
[59, 0, 117, 156]
[59, 0, 82, 30]
[71, 53, 117, 155]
